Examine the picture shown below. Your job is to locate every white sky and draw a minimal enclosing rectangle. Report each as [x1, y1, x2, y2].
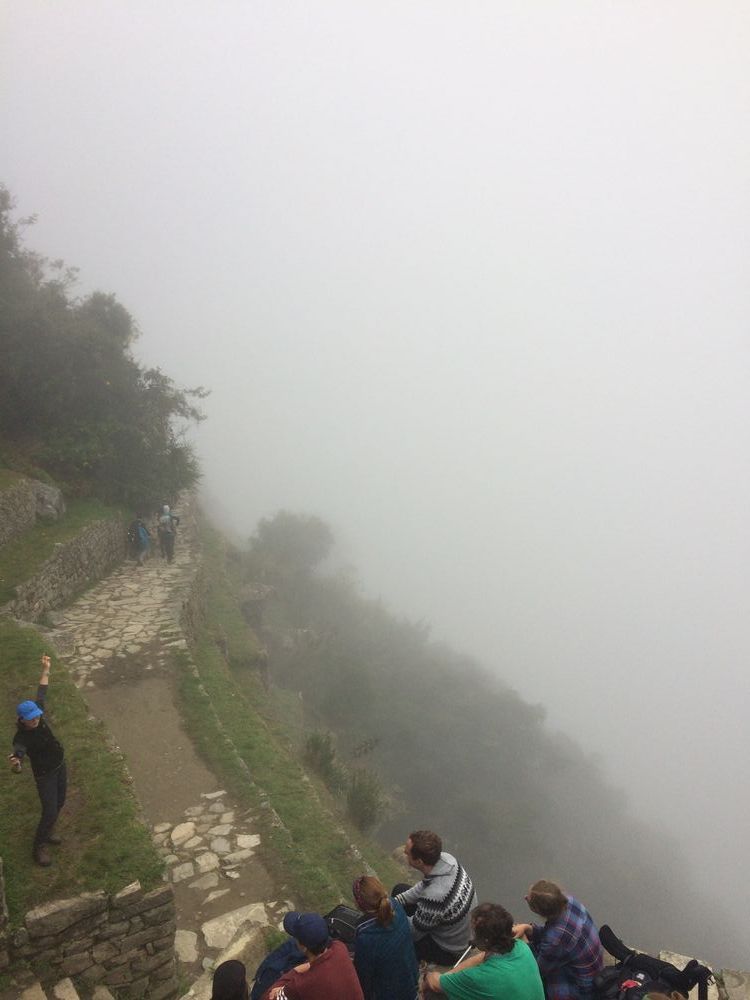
[2, 0, 749, 932]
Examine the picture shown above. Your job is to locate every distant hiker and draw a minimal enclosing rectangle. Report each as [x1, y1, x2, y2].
[393, 829, 477, 966]
[352, 874, 419, 1000]
[213, 960, 249, 1000]
[128, 513, 151, 565]
[157, 503, 180, 563]
[8, 654, 67, 867]
[422, 902, 545, 1000]
[262, 911, 364, 1000]
[513, 880, 603, 1000]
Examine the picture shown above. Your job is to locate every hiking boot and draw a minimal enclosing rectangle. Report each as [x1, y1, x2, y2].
[33, 844, 52, 867]
[45, 834, 62, 845]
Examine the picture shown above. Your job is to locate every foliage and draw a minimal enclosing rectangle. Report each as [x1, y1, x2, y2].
[0, 185, 207, 508]
[177, 522, 404, 910]
[0, 620, 163, 923]
[304, 731, 348, 795]
[346, 768, 387, 832]
[249, 511, 334, 578]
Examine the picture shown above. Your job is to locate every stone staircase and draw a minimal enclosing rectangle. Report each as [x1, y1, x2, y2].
[17, 981, 112, 1000]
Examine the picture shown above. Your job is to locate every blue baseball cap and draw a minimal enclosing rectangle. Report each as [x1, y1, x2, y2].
[283, 911, 329, 950]
[17, 701, 43, 722]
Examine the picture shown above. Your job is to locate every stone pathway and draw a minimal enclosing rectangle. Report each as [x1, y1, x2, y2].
[44, 501, 286, 988]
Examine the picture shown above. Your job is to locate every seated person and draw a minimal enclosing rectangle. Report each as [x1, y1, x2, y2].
[513, 880, 604, 1000]
[213, 960, 249, 1000]
[393, 829, 478, 966]
[352, 874, 419, 1000]
[263, 911, 364, 1000]
[423, 902, 545, 1000]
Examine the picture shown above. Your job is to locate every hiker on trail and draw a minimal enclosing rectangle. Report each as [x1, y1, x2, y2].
[393, 829, 477, 966]
[513, 880, 603, 1000]
[262, 911, 364, 1000]
[128, 513, 151, 565]
[212, 960, 249, 1000]
[422, 902, 545, 1000]
[8, 654, 67, 867]
[352, 874, 419, 1000]
[157, 503, 180, 563]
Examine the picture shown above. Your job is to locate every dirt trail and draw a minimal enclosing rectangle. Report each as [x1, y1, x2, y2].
[46, 502, 282, 984]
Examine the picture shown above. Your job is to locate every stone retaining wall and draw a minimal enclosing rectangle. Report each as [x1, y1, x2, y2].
[5, 515, 127, 621]
[0, 476, 66, 548]
[1, 877, 178, 998]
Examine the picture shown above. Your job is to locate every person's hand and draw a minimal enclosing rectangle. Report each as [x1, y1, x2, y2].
[513, 923, 533, 941]
[292, 962, 310, 974]
[41, 654, 51, 672]
[9, 754, 22, 773]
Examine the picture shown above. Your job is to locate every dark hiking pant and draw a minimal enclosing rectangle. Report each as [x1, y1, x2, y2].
[162, 531, 175, 562]
[34, 763, 67, 845]
[392, 882, 466, 967]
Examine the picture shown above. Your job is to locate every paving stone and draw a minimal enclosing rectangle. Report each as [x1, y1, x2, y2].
[202, 790, 226, 800]
[153, 822, 171, 833]
[185, 836, 204, 850]
[52, 980, 81, 1000]
[201, 903, 269, 950]
[171, 822, 196, 846]
[172, 862, 195, 883]
[222, 849, 254, 864]
[184, 806, 205, 817]
[20, 986, 47, 1000]
[195, 851, 220, 873]
[208, 824, 232, 837]
[174, 929, 198, 963]
[188, 873, 219, 890]
[236, 834, 261, 850]
[220, 812, 235, 824]
[204, 889, 230, 905]
[210, 838, 231, 855]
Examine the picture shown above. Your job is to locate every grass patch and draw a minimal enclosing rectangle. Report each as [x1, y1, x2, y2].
[0, 497, 123, 604]
[0, 468, 24, 491]
[177, 525, 404, 912]
[0, 620, 163, 923]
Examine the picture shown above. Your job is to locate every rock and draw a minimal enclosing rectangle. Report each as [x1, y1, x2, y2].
[188, 873, 219, 891]
[204, 889, 230, 905]
[34, 480, 65, 521]
[52, 980, 81, 1000]
[172, 862, 196, 882]
[660, 953, 719, 1000]
[721, 970, 750, 1000]
[220, 812, 235, 824]
[195, 851, 220, 873]
[174, 929, 199, 963]
[208, 803, 225, 814]
[201, 903, 269, 950]
[222, 849, 254, 864]
[236, 834, 261, 850]
[202, 790, 226, 800]
[185, 836, 204, 850]
[210, 838, 231, 855]
[92, 989, 116, 1000]
[208, 824, 232, 837]
[184, 806, 205, 817]
[223, 870, 240, 880]
[20, 985, 47, 1000]
[171, 822, 196, 846]
[25, 892, 107, 938]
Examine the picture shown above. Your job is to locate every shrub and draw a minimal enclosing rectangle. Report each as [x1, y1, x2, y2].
[346, 768, 386, 832]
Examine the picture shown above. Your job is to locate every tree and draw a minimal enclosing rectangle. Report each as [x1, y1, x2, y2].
[249, 511, 334, 576]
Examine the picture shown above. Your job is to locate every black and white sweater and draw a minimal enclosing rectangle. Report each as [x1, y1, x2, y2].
[395, 852, 477, 955]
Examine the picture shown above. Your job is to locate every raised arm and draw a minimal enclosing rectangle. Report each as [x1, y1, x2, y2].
[39, 654, 51, 687]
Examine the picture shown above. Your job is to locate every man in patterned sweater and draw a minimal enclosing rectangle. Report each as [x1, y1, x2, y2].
[394, 829, 478, 966]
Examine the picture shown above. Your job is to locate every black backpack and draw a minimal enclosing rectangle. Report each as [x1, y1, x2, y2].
[325, 904, 363, 951]
[595, 925, 713, 1000]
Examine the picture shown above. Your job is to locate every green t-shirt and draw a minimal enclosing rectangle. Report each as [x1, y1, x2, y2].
[439, 939, 544, 1000]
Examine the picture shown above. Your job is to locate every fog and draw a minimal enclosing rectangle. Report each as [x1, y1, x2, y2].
[3, 1, 749, 959]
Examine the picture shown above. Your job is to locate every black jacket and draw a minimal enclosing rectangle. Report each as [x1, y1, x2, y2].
[13, 685, 65, 777]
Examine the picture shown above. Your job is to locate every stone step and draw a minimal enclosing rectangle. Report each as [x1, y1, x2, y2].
[178, 921, 267, 1000]
[51, 980, 81, 1000]
[19, 985, 47, 1000]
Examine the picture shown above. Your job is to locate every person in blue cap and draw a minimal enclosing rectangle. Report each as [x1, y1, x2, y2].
[9, 654, 67, 867]
[263, 911, 364, 1000]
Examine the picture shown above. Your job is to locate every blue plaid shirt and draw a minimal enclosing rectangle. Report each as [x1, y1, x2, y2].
[530, 896, 603, 1000]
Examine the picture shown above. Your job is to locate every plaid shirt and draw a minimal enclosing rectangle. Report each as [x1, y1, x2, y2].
[530, 896, 603, 1000]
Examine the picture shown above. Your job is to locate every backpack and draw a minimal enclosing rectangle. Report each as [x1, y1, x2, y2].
[249, 939, 305, 1000]
[325, 904, 363, 951]
[159, 513, 173, 534]
[595, 925, 713, 1000]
